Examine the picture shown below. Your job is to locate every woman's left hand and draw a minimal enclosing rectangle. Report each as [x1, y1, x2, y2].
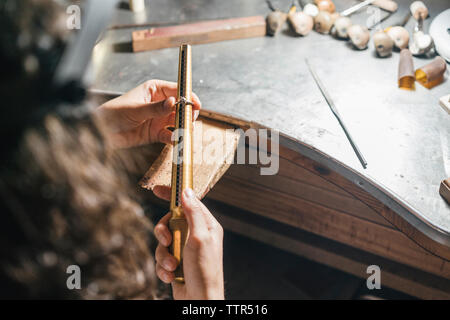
[96, 80, 201, 149]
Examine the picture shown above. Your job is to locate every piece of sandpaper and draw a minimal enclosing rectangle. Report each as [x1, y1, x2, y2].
[440, 178, 450, 204]
[139, 118, 241, 199]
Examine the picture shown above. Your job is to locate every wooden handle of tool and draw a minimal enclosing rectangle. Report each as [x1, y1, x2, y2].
[169, 213, 188, 282]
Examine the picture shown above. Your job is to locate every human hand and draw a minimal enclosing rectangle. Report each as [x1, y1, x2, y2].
[153, 187, 224, 300]
[95, 80, 201, 149]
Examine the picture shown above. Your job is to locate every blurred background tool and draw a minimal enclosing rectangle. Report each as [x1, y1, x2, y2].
[398, 49, 415, 90]
[306, 59, 367, 169]
[429, 9, 450, 62]
[384, 10, 411, 50]
[92, 0, 450, 299]
[341, 0, 376, 17]
[287, 0, 314, 36]
[372, 30, 394, 57]
[370, 0, 398, 12]
[314, 0, 336, 13]
[415, 57, 447, 89]
[131, 16, 266, 51]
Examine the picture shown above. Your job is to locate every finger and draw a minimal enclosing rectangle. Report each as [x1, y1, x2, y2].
[155, 244, 178, 272]
[154, 212, 172, 246]
[156, 263, 175, 284]
[153, 185, 172, 201]
[134, 97, 176, 120]
[158, 128, 174, 145]
[150, 80, 202, 110]
[181, 188, 209, 237]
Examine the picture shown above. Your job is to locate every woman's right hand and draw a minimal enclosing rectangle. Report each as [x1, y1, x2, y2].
[153, 187, 225, 300]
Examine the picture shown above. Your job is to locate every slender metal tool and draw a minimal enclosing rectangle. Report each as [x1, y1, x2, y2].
[170, 44, 194, 282]
[305, 59, 368, 169]
[341, 0, 376, 17]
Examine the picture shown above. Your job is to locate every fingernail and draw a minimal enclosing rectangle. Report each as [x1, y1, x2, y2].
[184, 188, 195, 199]
[163, 258, 175, 271]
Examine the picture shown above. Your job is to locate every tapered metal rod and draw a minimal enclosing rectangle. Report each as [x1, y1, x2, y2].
[305, 59, 368, 169]
[170, 44, 194, 282]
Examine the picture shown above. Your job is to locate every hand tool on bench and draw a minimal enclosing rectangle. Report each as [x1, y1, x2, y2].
[314, 0, 336, 13]
[340, 0, 396, 18]
[129, 0, 145, 13]
[409, 1, 434, 56]
[139, 119, 241, 199]
[382, 9, 413, 50]
[429, 9, 450, 62]
[398, 49, 415, 90]
[358, 0, 398, 13]
[321, 1, 373, 42]
[415, 57, 447, 89]
[306, 59, 368, 169]
[314, 1, 372, 46]
[169, 44, 194, 282]
[132, 16, 266, 52]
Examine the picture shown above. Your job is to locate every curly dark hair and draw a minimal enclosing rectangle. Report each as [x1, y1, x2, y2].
[0, 115, 163, 299]
[0, 0, 164, 299]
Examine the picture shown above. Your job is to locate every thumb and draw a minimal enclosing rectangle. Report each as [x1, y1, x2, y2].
[133, 97, 176, 120]
[181, 188, 208, 238]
